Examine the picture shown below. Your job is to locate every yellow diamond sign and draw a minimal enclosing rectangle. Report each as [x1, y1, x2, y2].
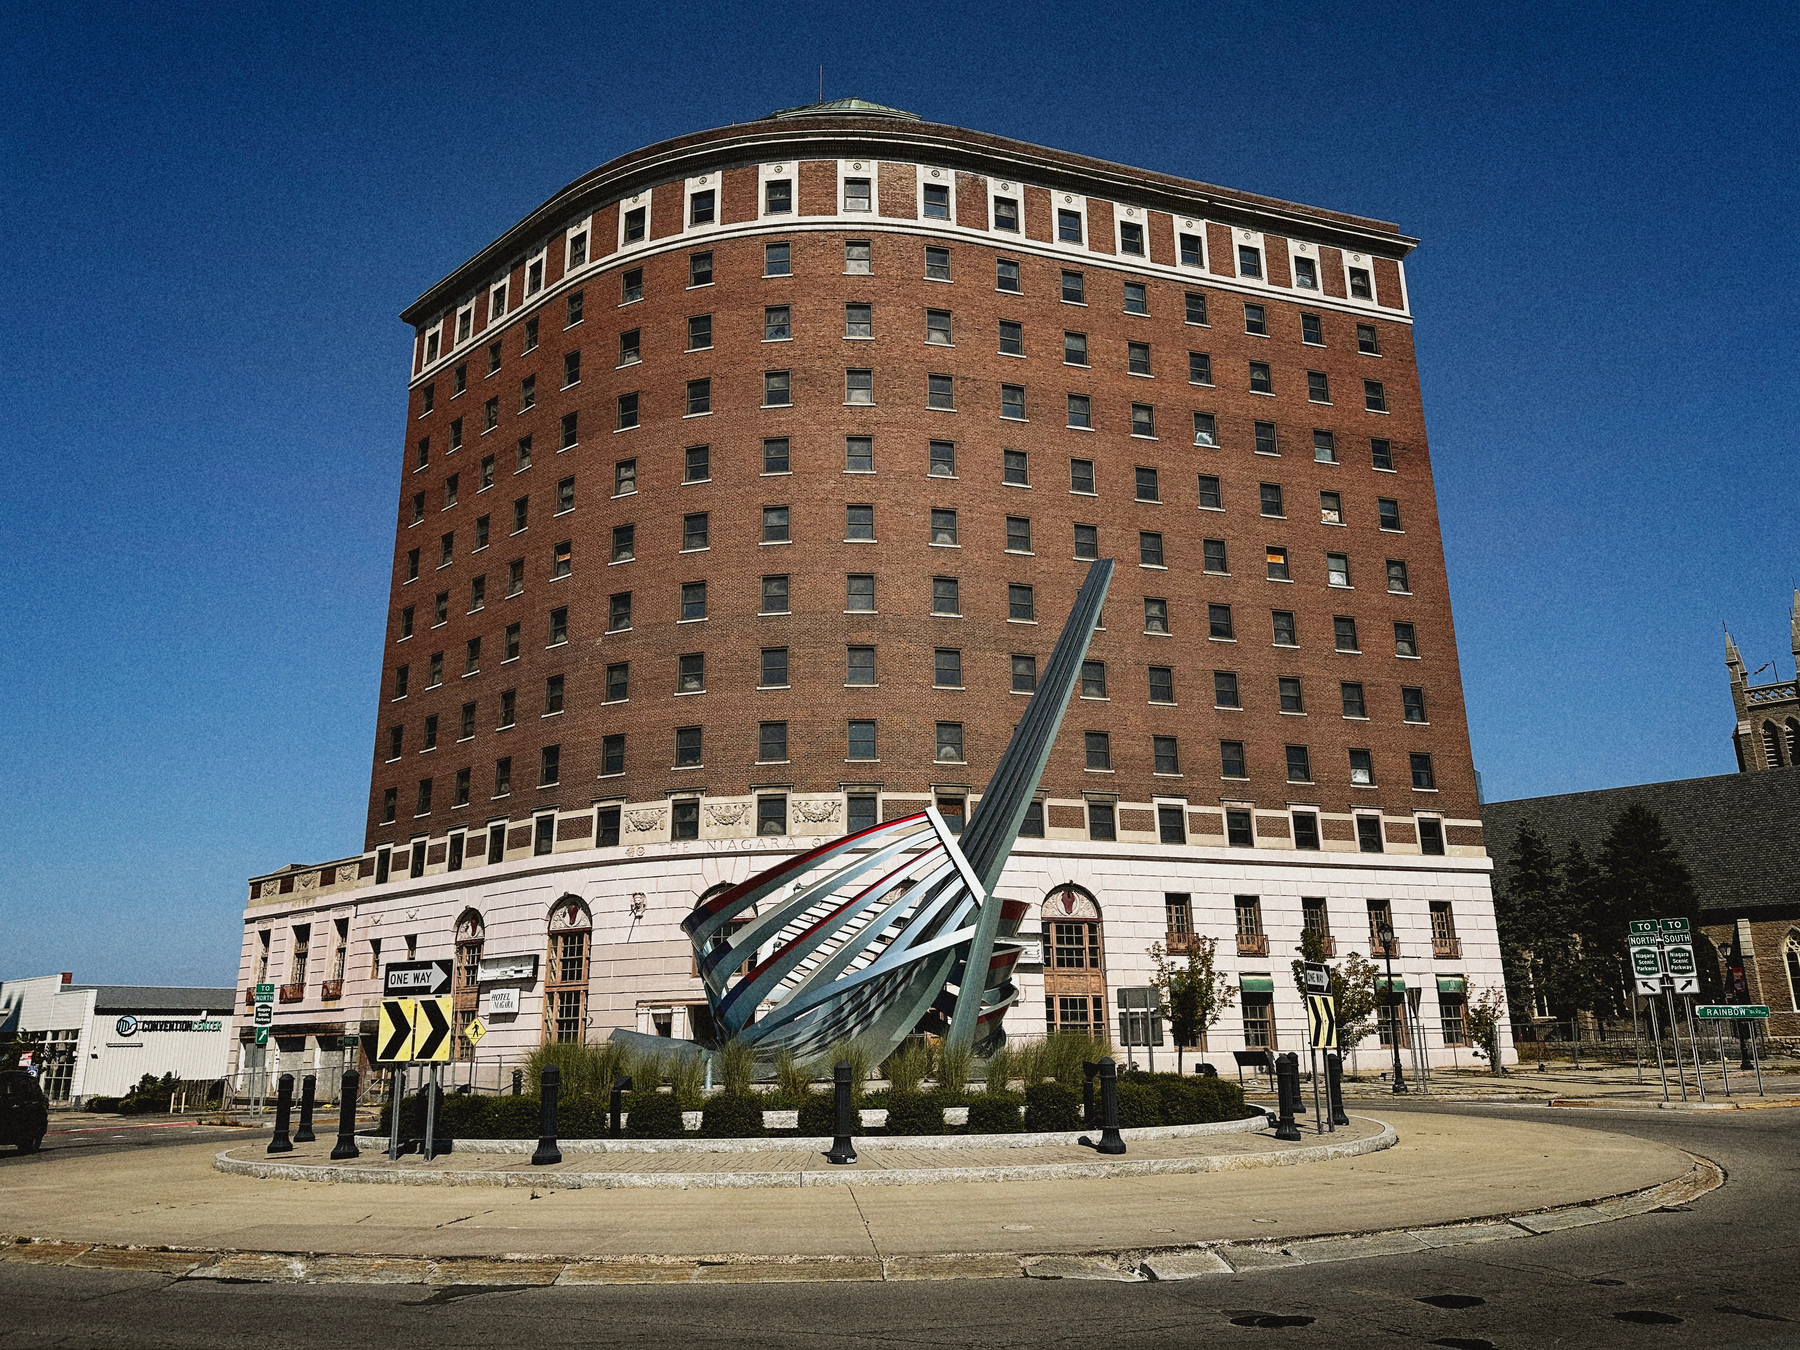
[462, 1015, 488, 1046]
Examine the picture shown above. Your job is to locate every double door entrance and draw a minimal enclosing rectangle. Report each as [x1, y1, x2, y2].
[1041, 885, 1107, 1034]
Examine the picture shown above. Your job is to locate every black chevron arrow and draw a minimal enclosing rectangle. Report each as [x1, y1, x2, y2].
[414, 997, 452, 1061]
[379, 1000, 413, 1062]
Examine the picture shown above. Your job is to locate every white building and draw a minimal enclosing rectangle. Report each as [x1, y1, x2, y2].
[0, 973, 234, 1105]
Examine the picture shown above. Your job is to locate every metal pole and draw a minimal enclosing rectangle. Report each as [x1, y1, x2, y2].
[388, 1065, 405, 1159]
[1663, 984, 1688, 1102]
[423, 1065, 440, 1161]
[330, 1068, 361, 1160]
[1095, 1057, 1126, 1154]
[1752, 1022, 1764, 1095]
[826, 1061, 857, 1165]
[1718, 1024, 1731, 1097]
[267, 1074, 295, 1154]
[1326, 1052, 1348, 1127]
[1629, 993, 1644, 1084]
[1685, 999, 1707, 1103]
[1311, 1048, 1323, 1135]
[531, 1065, 562, 1165]
[1273, 1053, 1302, 1140]
[1646, 997, 1670, 1102]
[294, 1074, 317, 1144]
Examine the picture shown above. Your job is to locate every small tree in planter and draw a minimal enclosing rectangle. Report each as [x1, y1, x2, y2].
[1149, 936, 1235, 1073]
[1466, 985, 1509, 1074]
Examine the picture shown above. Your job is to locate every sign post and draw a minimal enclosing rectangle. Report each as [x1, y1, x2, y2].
[1303, 964, 1334, 1135]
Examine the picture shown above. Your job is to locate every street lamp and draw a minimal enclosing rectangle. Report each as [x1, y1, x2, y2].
[1376, 919, 1407, 1094]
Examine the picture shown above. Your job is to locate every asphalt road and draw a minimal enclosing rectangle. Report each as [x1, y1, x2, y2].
[0, 1116, 264, 1166]
[1, 1102, 1795, 1349]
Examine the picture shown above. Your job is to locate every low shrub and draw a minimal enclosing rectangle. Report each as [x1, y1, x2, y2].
[796, 1092, 838, 1137]
[1112, 1081, 1162, 1128]
[83, 1096, 124, 1113]
[624, 1090, 686, 1138]
[486, 1094, 541, 1138]
[966, 1091, 1023, 1134]
[884, 1091, 944, 1136]
[1022, 1081, 1079, 1132]
[698, 1093, 764, 1138]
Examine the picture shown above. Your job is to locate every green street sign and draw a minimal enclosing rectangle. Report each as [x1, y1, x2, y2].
[1664, 944, 1697, 977]
[254, 1027, 269, 1046]
[253, 983, 275, 1003]
[1631, 946, 1662, 977]
[341, 1035, 360, 1050]
[1696, 1005, 1770, 1019]
[1628, 920, 1661, 936]
[1658, 917, 1691, 935]
[253, 1003, 273, 1027]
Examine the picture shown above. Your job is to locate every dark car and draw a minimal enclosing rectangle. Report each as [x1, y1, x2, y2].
[0, 1070, 49, 1153]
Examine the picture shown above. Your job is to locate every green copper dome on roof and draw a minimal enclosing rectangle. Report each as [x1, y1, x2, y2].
[764, 97, 921, 122]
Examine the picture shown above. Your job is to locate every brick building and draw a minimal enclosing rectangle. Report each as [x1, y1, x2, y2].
[234, 100, 1506, 1085]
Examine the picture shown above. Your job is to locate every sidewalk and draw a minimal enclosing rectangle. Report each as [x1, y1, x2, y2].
[0, 1110, 1695, 1271]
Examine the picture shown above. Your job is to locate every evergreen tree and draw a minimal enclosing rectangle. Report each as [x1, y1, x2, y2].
[1555, 840, 1615, 1018]
[1596, 804, 1707, 1008]
[1493, 822, 1560, 1020]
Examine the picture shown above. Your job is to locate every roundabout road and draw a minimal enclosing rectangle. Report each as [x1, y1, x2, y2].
[0, 1101, 1793, 1349]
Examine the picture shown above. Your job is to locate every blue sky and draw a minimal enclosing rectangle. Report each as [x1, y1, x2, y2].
[2, 1, 1793, 984]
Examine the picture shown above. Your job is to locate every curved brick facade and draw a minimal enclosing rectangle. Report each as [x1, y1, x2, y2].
[369, 111, 1479, 867]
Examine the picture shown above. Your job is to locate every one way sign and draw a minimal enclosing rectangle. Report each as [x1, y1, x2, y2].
[376, 996, 453, 1063]
[384, 959, 453, 998]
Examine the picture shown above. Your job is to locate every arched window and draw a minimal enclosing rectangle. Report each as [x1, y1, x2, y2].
[1763, 721, 1786, 768]
[1787, 719, 1799, 765]
[545, 896, 591, 1044]
[1785, 933, 1800, 1013]
[1041, 884, 1105, 1033]
[452, 910, 484, 1059]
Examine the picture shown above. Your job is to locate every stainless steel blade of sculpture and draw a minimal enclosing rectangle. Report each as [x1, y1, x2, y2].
[680, 559, 1114, 1063]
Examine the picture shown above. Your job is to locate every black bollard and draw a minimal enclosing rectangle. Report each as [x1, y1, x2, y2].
[293, 1074, 317, 1143]
[267, 1073, 295, 1154]
[1274, 1054, 1302, 1140]
[1095, 1057, 1126, 1155]
[1326, 1052, 1350, 1126]
[610, 1075, 634, 1138]
[531, 1065, 562, 1166]
[330, 1068, 361, 1160]
[1081, 1060, 1098, 1127]
[825, 1061, 857, 1164]
[512, 1068, 524, 1096]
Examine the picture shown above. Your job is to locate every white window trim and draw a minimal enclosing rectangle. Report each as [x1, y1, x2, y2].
[987, 176, 1024, 235]
[758, 161, 797, 218]
[617, 194, 650, 253]
[524, 246, 548, 297]
[1343, 250, 1379, 305]
[564, 217, 592, 274]
[837, 158, 880, 216]
[1232, 227, 1267, 285]
[1051, 192, 1090, 252]
[1114, 204, 1150, 259]
[684, 174, 721, 236]
[917, 166, 956, 223]
[1174, 214, 1209, 270]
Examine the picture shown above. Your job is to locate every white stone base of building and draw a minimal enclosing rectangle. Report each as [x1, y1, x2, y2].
[231, 834, 1512, 1083]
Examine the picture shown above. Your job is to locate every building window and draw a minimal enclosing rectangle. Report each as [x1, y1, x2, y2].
[843, 435, 875, 473]
[619, 266, 643, 304]
[925, 309, 952, 345]
[1149, 667, 1175, 704]
[493, 756, 511, 796]
[1286, 745, 1313, 783]
[1220, 740, 1247, 779]
[672, 725, 703, 768]
[1357, 815, 1385, 854]
[1307, 371, 1331, 404]
[846, 573, 875, 611]
[1012, 654, 1037, 692]
[932, 576, 961, 615]
[1294, 256, 1318, 289]
[847, 646, 876, 685]
[1074, 523, 1098, 559]
[993, 196, 1020, 231]
[997, 258, 1022, 292]
[1348, 748, 1376, 787]
[1139, 531, 1165, 567]
[1145, 597, 1171, 634]
[1365, 380, 1387, 412]
[1341, 681, 1368, 719]
[1334, 616, 1360, 652]
[1395, 622, 1418, 658]
[925, 247, 951, 281]
[680, 580, 708, 621]
[845, 369, 873, 404]
[601, 734, 625, 776]
[1403, 687, 1427, 723]
[1203, 538, 1228, 574]
[1226, 809, 1253, 846]
[1130, 403, 1155, 437]
[846, 504, 875, 540]
[677, 652, 705, 695]
[999, 320, 1023, 356]
[839, 239, 870, 273]
[1057, 208, 1082, 243]
[606, 662, 629, 702]
[761, 574, 790, 613]
[681, 445, 709, 483]
[841, 302, 869, 339]
[1061, 270, 1085, 304]
[927, 373, 955, 409]
[1349, 267, 1372, 299]
[760, 505, 790, 543]
[1119, 221, 1144, 255]
[1123, 283, 1148, 315]
[1271, 610, 1298, 647]
[1209, 603, 1235, 640]
[1249, 361, 1272, 394]
[1301, 312, 1324, 346]
[1410, 753, 1437, 790]
[682, 512, 709, 551]
[999, 383, 1027, 420]
[847, 719, 877, 760]
[1085, 730, 1112, 770]
[757, 720, 788, 764]
[1387, 559, 1411, 594]
[1153, 735, 1181, 775]
[1079, 659, 1107, 698]
[1213, 670, 1241, 708]
[937, 722, 965, 762]
[1018, 800, 1045, 837]
[764, 242, 791, 276]
[1088, 802, 1116, 841]
[688, 250, 714, 286]
[551, 540, 572, 579]
[608, 592, 631, 631]
[1327, 553, 1352, 588]
[1420, 819, 1447, 857]
[759, 437, 790, 475]
[1358, 324, 1381, 355]
[1002, 582, 1035, 621]
[1237, 245, 1262, 278]
[1005, 516, 1032, 552]
[934, 647, 963, 688]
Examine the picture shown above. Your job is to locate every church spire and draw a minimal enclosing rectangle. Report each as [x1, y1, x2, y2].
[1725, 625, 1745, 684]
[1790, 588, 1799, 666]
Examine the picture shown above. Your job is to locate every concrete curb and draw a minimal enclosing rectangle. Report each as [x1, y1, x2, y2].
[348, 1109, 1273, 1155]
[212, 1120, 1393, 1189]
[1, 1151, 1721, 1287]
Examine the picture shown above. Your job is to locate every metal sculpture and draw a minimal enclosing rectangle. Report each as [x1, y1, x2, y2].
[681, 559, 1113, 1063]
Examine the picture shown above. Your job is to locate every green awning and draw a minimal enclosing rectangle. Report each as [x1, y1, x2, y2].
[1239, 976, 1275, 993]
[1374, 975, 1407, 992]
[1437, 976, 1466, 994]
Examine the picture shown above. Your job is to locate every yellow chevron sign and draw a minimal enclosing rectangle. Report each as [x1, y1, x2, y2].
[1307, 994, 1338, 1049]
[377, 997, 453, 1063]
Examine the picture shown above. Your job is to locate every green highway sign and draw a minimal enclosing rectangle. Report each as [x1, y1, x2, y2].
[254, 1027, 269, 1046]
[1664, 944, 1697, 977]
[1628, 920, 1661, 936]
[1696, 1005, 1770, 1019]
[1659, 917, 1691, 934]
[1631, 946, 1662, 977]
[253, 983, 275, 1003]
